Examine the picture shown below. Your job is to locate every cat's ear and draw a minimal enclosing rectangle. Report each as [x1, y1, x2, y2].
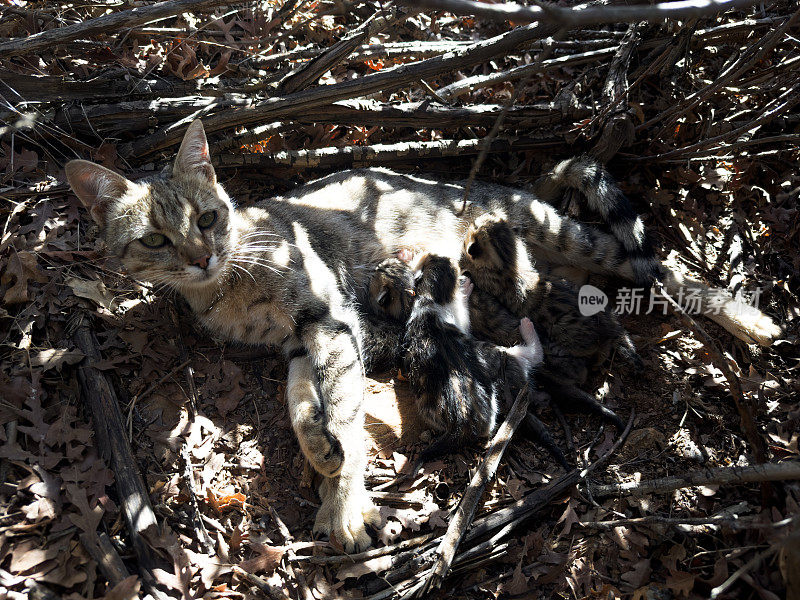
[174, 119, 216, 184]
[65, 160, 133, 226]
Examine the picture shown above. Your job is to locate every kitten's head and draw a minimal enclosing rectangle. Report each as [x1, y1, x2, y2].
[412, 253, 459, 305]
[65, 120, 236, 293]
[369, 258, 415, 322]
[461, 213, 518, 275]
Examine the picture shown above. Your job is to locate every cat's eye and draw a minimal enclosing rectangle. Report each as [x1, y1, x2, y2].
[140, 233, 169, 248]
[198, 210, 217, 229]
[467, 242, 483, 259]
[377, 289, 391, 308]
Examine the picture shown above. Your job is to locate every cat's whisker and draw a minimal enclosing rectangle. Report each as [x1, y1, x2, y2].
[230, 263, 257, 283]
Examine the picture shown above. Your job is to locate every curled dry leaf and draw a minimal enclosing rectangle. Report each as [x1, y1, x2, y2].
[238, 544, 286, 574]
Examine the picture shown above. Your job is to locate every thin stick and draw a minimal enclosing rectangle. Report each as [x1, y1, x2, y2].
[580, 514, 799, 531]
[0, 0, 232, 57]
[710, 544, 780, 598]
[459, 31, 564, 215]
[279, 6, 416, 94]
[420, 385, 531, 594]
[231, 565, 290, 600]
[590, 461, 800, 498]
[404, 0, 764, 27]
[290, 532, 438, 565]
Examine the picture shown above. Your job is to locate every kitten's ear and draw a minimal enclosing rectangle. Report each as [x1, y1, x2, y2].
[65, 160, 133, 226]
[174, 119, 216, 184]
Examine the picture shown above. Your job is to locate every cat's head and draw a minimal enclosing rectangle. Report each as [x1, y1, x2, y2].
[369, 258, 415, 322]
[65, 120, 236, 292]
[411, 253, 459, 305]
[461, 213, 518, 275]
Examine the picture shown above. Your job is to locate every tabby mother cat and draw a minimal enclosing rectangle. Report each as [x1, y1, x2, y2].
[65, 120, 781, 552]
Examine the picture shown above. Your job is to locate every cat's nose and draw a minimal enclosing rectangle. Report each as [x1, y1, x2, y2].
[192, 254, 211, 269]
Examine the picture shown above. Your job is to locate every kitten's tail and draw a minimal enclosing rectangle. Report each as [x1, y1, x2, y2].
[534, 155, 661, 286]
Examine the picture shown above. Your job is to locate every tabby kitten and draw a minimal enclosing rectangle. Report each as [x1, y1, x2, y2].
[401, 254, 544, 446]
[356, 258, 413, 372]
[462, 213, 641, 382]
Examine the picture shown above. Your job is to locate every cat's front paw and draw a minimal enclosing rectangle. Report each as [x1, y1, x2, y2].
[314, 485, 380, 553]
[303, 427, 345, 477]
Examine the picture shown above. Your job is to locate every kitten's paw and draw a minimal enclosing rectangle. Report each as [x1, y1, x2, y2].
[459, 276, 474, 298]
[519, 317, 537, 344]
[313, 489, 379, 553]
[396, 248, 414, 263]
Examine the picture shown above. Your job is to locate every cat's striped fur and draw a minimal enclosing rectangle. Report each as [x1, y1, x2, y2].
[401, 254, 543, 446]
[65, 120, 781, 553]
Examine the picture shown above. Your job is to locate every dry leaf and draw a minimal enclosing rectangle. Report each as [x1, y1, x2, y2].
[239, 544, 285, 574]
[2, 250, 47, 304]
[103, 575, 141, 600]
[66, 277, 118, 312]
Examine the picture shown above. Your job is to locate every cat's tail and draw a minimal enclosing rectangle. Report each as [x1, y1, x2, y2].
[534, 155, 661, 286]
[531, 156, 783, 346]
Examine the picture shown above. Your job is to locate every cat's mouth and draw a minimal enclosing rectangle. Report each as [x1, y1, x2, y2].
[183, 254, 225, 285]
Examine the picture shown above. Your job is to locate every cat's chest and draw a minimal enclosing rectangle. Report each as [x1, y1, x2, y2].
[195, 290, 295, 347]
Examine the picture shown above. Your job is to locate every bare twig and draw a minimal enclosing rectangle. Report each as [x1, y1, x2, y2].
[421, 386, 531, 595]
[590, 22, 645, 163]
[590, 461, 800, 498]
[69, 311, 170, 600]
[437, 46, 616, 100]
[459, 31, 564, 214]
[120, 21, 560, 157]
[231, 565, 290, 600]
[214, 136, 564, 171]
[404, 0, 765, 27]
[280, 6, 416, 94]
[0, 0, 232, 57]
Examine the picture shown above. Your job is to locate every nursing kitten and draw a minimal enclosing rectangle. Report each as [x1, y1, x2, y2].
[463, 213, 641, 378]
[357, 258, 413, 372]
[65, 120, 780, 553]
[363, 256, 569, 466]
[462, 214, 640, 427]
[402, 254, 544, 445]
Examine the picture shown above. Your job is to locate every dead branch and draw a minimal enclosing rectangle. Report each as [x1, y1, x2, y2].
[459, 31, 563, 214]
[580, 513, 799, 532]
[404, 0, 764, 27]
[590, 22, 645, 163]
[231, 565, 290, 600]
[0, 0, 232, 58]
[120, 20, 561, 157]
[69, 311, 170, 600]
[50, 99, 592, 139]
[639, 8, 800, 134]
[78, 532, 130, 587]
[421, 386, 531, 594]
[641, 80, 800, 161]
[437, 46, 616, 100]
[213, 136, 564, 171]
[279, 6, 415, 94]
[590, 461, 800, 498]
[292, 532, 439, 565]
